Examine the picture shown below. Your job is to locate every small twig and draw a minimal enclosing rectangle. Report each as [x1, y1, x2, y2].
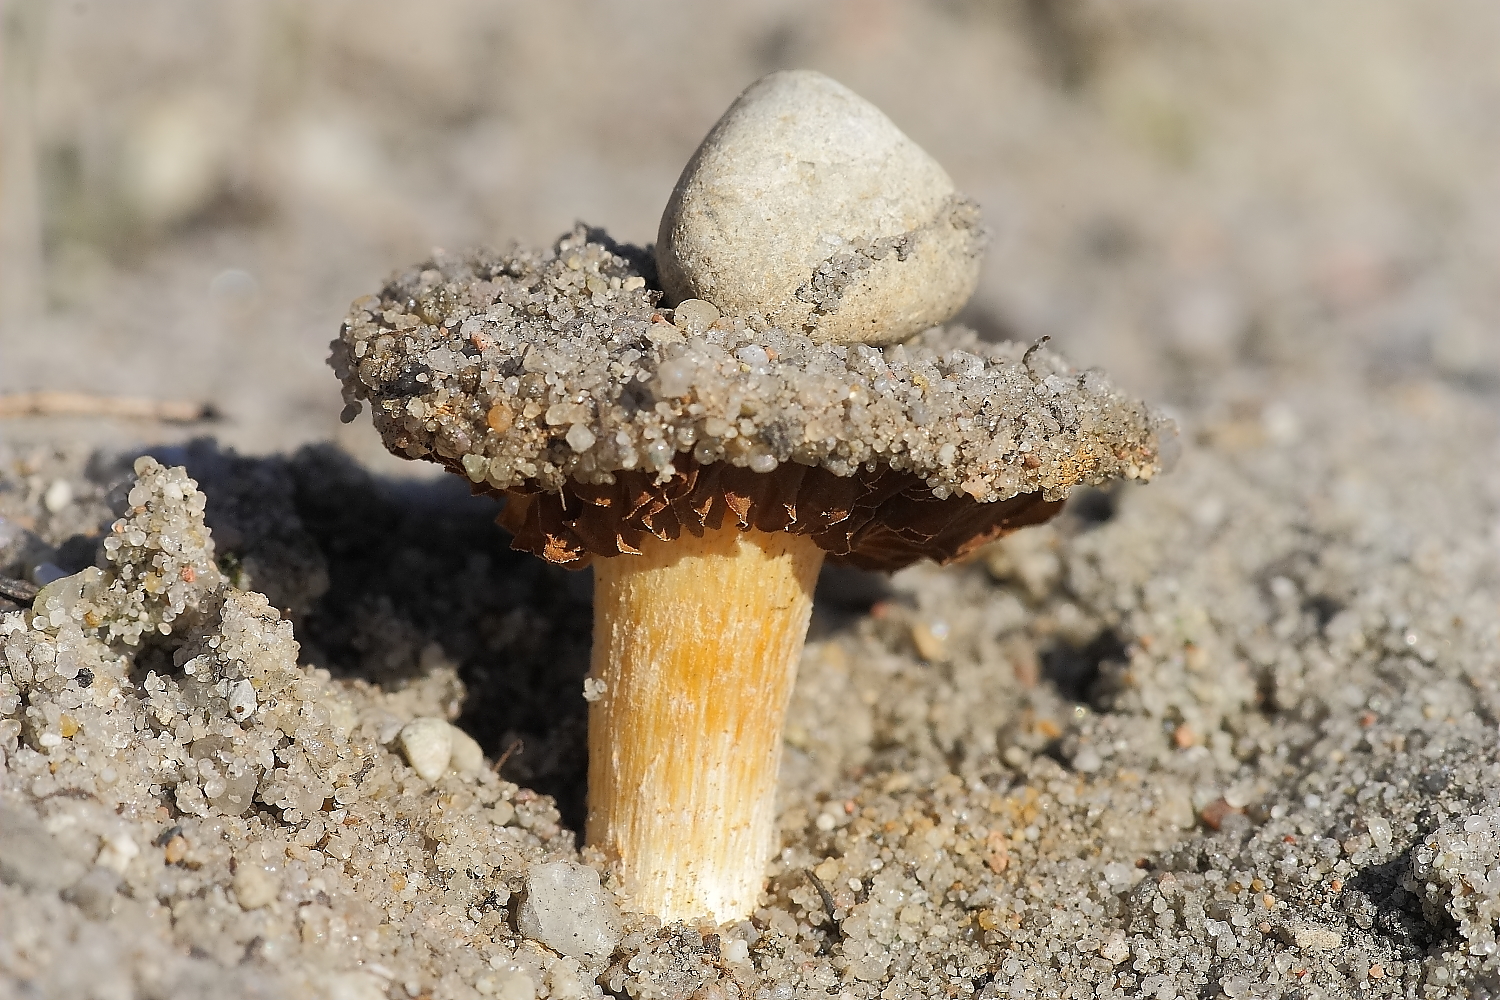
[1021, 335, 1052, 372]
[805, 869, 842, 951]
[0, 391, 218, 423]
[492, 738, 524, 774]
[0, 575, 38, 608]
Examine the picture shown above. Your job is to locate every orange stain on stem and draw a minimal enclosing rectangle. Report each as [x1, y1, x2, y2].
[587, 524, 824, 922]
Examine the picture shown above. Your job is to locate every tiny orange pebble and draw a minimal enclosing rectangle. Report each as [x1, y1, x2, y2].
[486, 401, 514, 434]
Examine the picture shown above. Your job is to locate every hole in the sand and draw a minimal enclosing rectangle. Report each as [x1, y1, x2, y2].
[1040, 627, 1127, 704]
[1064, 485, 1117, 527]
[1346, 848, 1455, 957]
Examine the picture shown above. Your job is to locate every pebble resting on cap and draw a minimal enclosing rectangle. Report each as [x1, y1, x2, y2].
[332, 70, 1172, 925]
[657, 69, 985, 346]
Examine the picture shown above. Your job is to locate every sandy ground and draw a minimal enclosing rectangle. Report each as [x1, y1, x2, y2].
[3, 2, 1500, 998]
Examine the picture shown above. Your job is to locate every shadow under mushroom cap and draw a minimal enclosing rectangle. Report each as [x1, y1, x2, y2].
[332, 227, 1172, 569]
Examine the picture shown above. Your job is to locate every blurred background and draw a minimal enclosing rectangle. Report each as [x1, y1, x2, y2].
[2, 0, 1498, 468]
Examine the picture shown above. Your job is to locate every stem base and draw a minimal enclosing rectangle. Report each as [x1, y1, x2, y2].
[587, 525, 824, 923]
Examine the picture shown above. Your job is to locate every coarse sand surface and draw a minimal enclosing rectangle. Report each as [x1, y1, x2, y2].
[3, 3, 1500, 998]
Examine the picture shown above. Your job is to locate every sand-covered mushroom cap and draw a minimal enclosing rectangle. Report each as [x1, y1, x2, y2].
[332, 228, 1171, 570]
[656, 70, 985, 346]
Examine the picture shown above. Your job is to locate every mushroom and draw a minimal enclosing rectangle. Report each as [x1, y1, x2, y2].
[330, 71, 1172, 923]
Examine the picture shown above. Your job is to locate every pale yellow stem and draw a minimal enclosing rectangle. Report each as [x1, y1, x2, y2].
[587, 524, 825, 923]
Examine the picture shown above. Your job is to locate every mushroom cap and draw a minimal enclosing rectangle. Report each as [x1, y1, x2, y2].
[332, 228, 1172, 571]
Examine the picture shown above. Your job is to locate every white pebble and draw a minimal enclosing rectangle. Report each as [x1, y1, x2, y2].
[490, 970, 536, 1000]
[671, 298, 720, 334]
[1102, 862, 1134, 890]
[227, 679, 257, 722]
[1292, 925, 1343, 951]
[233, 861, 279, 910]
[654, 358, 694, 399]
[734, 344, 770, 369]
[565, 423, 596, 453]
[448, 725, 485, 775]
[489, 801, 516, 827]
[657, 70, 983, 346]
[516, 860, 622, 961]
[96, 832, 139, 874]
[315, 971, 386, 1000]
[1101, 935, 1131, 964]
[398, 717, 453, 781]
[43, 479, 73, 514]
[1072, 747, 1102, 773]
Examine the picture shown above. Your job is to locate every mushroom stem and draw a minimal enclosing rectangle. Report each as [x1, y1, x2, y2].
[587, 523, 825, 923]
